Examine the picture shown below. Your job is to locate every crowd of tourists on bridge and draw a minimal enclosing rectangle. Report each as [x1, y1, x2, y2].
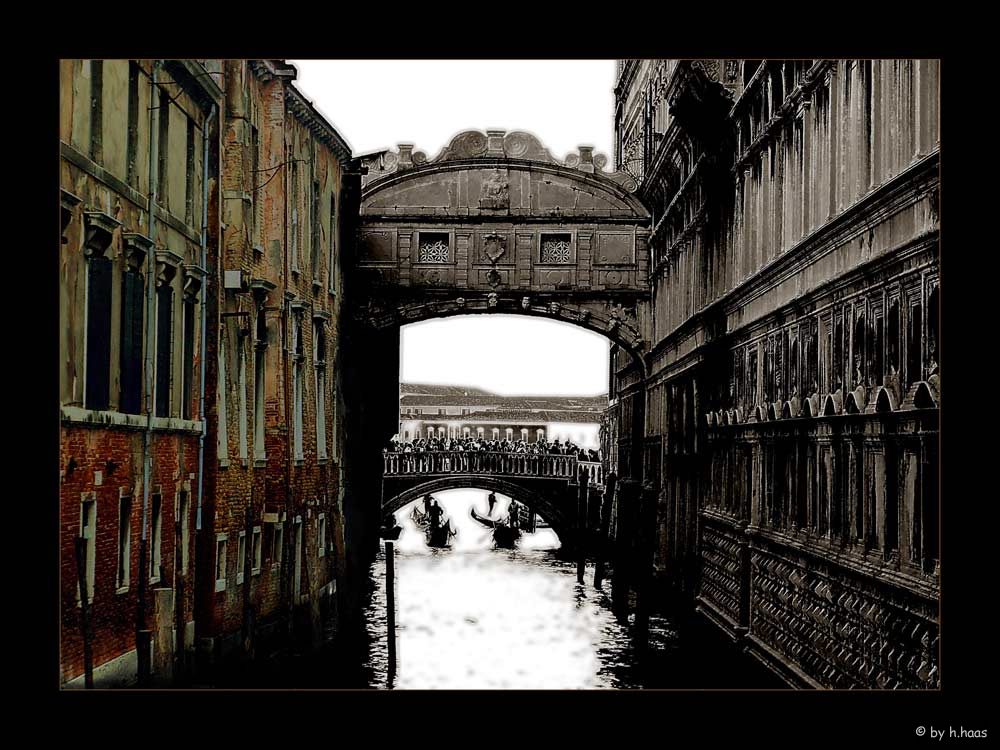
[383, 436, 602, 476]
[385, 435, 601, 461]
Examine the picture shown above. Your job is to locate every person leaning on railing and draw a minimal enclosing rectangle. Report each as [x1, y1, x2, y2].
[384, 437, 601, 472]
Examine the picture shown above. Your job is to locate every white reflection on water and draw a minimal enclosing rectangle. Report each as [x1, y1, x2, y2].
[368, 488, 635, 689]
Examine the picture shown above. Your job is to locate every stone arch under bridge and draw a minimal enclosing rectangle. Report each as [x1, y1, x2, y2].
[352, 129, 653, 367]
[381, 473, 599, 552]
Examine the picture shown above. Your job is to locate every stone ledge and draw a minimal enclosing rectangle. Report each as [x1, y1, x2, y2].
[61, 406, 203, 434]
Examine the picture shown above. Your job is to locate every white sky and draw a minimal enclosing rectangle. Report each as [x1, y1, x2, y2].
[289, 59, 616, 159]
[400, 316, 609, 396]
[290, 60, 616, 396]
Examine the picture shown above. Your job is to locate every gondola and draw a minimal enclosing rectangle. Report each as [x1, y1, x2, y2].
[469, 507, 522, 549]
[413, 505, 455, 548]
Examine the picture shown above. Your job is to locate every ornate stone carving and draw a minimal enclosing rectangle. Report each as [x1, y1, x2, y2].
[479, 169, 509, 209]
[750, 544, 939, 689]
[482, 233, 506, 264]
[487, 292, 498, 309]
[363, 129, 642, 194]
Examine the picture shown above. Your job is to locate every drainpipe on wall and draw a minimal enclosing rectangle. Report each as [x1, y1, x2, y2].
[137, 59, 161, 687]
[196, 104, 215, 534]
[191, 101, 216, 670]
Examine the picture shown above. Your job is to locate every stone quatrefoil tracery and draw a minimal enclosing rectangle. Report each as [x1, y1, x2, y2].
[418, 239, 449, 263]
[540, 239, 572, 264]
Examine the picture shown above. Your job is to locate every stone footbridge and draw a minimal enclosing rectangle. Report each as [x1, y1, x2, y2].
[381, 450, 607, 550]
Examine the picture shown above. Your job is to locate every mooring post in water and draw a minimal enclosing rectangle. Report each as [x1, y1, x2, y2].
[74, 537, 95, 689]
[576, 467, 589, 583]
[612, 479, 638, 619]
[633, 483, 658, 659]
[385, 540, 396, 681]
[594, 472, 617, 589]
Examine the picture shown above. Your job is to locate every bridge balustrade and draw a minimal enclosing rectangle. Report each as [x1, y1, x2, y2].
[383, 450, 599, 484]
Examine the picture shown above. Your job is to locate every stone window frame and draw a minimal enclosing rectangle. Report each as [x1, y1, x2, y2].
[153, 250, 184, 419]
[214, 534, 228, 592]
[236, 529, 247, 585]
[313, 312, 330, 462]
[250, 280, 275, 466]
[119, 233, 153, 416]
[238, 330, 249, 465]
[217, 323, 231, 467]
[327, 191, 338, 295]
[290, 159, 301, 275]
[181, 264, 206, 421]
[116, 488, 133, 594]
[82, 210, 122, 412]
[271, 521, 284, 571]
[78, 492, 98, 607]
[318, 513, 327, 558]
[290, 300, 308, 464]
[415, 231, 453, 264]
[178, 486, 191, 575]
[149, 490, 163, 584]
[537, 231, 576, 265]
[251, 525, 262, 576]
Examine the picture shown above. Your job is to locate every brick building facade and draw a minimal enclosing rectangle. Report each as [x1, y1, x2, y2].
[60, 59, 223, 686]
[196, 60, 355, 669]
[60, 59, 362, 687]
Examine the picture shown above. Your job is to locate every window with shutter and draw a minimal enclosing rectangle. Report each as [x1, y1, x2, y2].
[85, 256, 112, 411]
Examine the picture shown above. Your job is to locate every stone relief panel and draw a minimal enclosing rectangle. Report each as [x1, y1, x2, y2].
[358, 266, 398, 286]
[475, 231, 514, 265]
[596, 269, 636, 288]
[475, 268, 513, 288]
[411, 266, 456, 287]
[365, 175, 455, 212]
[596, 232, 636, 265]
[360, 230, 394, 262]
[532, 268, 577, 288]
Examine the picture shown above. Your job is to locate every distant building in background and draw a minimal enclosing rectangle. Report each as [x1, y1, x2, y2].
[397, 383, 606, 449]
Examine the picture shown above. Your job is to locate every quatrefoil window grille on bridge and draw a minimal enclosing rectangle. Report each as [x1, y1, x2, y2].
[418, 235, 450, 263]
[540, 237, 572, 264]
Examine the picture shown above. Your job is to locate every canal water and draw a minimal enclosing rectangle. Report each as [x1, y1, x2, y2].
[355, 489, 781, 690]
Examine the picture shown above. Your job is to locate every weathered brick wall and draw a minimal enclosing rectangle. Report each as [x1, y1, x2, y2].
[60, 59, 219, 685]
[198, 61, 350, 659]
[60, 425, 199, 683]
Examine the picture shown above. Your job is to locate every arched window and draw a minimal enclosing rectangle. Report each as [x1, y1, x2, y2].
[492, 428, 500, 441]
[520, 428, 528, 441]
[505, 428, 513, 441]
[536, 429, 545, 443]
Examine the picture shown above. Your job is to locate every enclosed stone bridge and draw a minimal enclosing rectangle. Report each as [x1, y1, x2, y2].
[381, 451, 606, 551]
[352, 129, 652, 360]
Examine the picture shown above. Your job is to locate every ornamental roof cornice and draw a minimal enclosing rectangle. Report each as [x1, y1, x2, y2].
[359, 129, 640, 194]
